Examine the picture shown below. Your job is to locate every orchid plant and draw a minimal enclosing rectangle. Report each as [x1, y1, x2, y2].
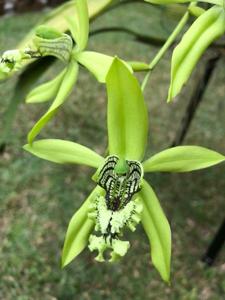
[1, 0, 225, 284]
[24, 58, 225, 282]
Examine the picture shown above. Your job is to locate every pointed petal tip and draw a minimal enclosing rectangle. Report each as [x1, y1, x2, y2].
[23, 143, 32, 151]
[61, 260, 66, 269]
[167, 88, 173, 103]
[61, 254, 70, 269]
[161, 270, 171, 284]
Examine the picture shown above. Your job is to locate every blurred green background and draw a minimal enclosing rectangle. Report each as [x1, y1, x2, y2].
[0, 3, 225, 299]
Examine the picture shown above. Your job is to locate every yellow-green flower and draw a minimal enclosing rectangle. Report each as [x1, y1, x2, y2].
[24, 58, 225, 282]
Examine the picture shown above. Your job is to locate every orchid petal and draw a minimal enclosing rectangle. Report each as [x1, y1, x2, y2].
[106, 57, 148, 161]
[28, 60, 79, 144]
[143, 146, 225, 173]
[68, 0, 89, 51]
[62, 186, 104, 267]
[24, 139, 104, 168]
[140, 180, 171, 282]
[75, 51, 113, 83]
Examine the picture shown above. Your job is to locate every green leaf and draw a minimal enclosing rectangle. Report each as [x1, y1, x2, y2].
[168, 6, 225, 101]
[75, 51, 114, 83]
[28, 60, 79, 144]
[23, 139, 104, 168]
[106, 57, 148, 161]
[26, 68, 67, 103]
[143, 146, 225, 173]
[140, 180, 171, 282]
[62, 186, 104, 267]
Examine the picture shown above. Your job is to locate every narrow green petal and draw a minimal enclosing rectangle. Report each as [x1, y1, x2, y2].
[66, 0, 89, 50]
[66, 15, 79, 45]
[106, 57, 148, 161]
[140, 180, 171, 282]
[168, 6, 225, 101]
[143, 146, 225, 173]
[62, 186, 104, 267]
[0, 58, 51, 146]
[26, 68, 67, 103]
[23, 139, 104, 168]
[75, 0, 89, 51]
[27, 60, 79, 144]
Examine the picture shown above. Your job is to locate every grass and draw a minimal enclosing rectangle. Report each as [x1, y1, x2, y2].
[0, 3, 225, 299]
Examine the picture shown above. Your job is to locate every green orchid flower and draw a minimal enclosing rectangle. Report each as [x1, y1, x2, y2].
[25, 0, 116, 145]
[7, 0, 139, 145]
[0, 0, 148, 145]
[24, 58, 225, 282]
[0, 0, 116, 144]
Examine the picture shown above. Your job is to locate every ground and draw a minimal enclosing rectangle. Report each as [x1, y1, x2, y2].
[0, 3, 225, 300]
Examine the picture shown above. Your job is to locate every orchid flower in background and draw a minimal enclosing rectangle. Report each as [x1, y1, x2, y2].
[24, 58, 225, 282]
[25, 0, 116, 145]
[0, 0, 146, 146]
[0, 0, 121, 145]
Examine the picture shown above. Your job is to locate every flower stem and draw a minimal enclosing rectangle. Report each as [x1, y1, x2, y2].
[141, 3, 195, 92]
